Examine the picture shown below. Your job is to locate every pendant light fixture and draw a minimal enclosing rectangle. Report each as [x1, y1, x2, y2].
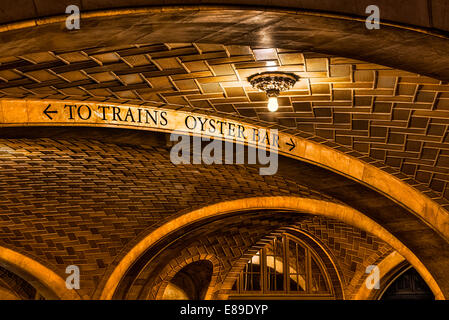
[248, 72, 299, 112]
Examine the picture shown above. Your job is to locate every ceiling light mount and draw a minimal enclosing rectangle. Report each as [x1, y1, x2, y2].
[248, 72, 299, 112]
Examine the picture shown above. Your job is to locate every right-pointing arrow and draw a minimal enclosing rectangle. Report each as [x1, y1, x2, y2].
[286, 137, 296, 152]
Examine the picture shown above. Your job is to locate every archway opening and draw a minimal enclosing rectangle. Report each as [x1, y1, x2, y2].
[0, 265, 45, 300]
[161, 260, 213, 300]
[229, 233, 335, 299]
[380, 268, 435, 300]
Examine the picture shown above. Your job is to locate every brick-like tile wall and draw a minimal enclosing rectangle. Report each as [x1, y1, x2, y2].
[292, 217, 392, 298]
[0, 137, 333, 298]
[121, 212, 392, 300]
[124, 211, 303, 299]
[1, 43, 449, 207]
[0, 266, 37, 299]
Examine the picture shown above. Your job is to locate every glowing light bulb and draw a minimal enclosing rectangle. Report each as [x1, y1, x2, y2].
[267, 97, 278, 112]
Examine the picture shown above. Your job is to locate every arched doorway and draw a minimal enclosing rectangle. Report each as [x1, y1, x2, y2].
[380, 267, 435, 300]
[161, 260, 213, 300]
[229, 232, 337, 299]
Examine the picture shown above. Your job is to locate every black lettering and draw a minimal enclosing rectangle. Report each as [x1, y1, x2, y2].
[252, 128, 259, 142]
[160, 111, 168, 126]
[64, 104, 76, 120]
[145, 110, 158, 125]
[272, 133, 279, 147]
[228, 123, 236, 137]
[77, 105, 91, 120]
[263, 131, 270, 145]
[185, 115, 197, 130]
[209, 119, 216, 133]
[217, 120, 225, 135]
[97, 106, 109, 120]
[198, 117, 208, 132]
[124, 108, 135, 122]
[112, 107, 123, 121]
[137, 108, 142, 123]
[237, 125, 246, 139]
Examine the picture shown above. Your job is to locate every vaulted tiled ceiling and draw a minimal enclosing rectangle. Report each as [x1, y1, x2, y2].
[1, 42, 449, 200]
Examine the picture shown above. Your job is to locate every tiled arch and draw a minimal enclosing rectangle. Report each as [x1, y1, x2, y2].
[152, 254, 224, 300]
[0, 245, 81, 300]
[99, 196, 445, 299]
[216, 226, 347, 300]
[1, 4, 449, 79]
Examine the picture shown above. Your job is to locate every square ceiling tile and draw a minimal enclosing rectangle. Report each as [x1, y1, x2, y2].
[226, 45, 252, 56]
[278, 53, 304, 65]
[305, 58, 328, 72]
[201, 82, 223, 94]
[224, 87, 245, 97]
[89, 72, 117, 83]
[210, 64, 234, 76]
[154, 58, 182, 70]
[183, 61, 210, 72]
[121, 55, 152, 67]
[21, 52, 57, 64]
[174, 79, 199, 91]
[92, 53, 121, 64]
[195, 43, 224, 53]
[25, 70, 59, 82]
[253, 48, 278, 61]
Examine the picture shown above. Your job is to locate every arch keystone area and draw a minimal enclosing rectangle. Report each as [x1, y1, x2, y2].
[99, 196, 445, 300]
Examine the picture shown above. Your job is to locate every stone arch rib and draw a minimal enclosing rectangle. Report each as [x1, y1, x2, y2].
[0, 245, 81, 300]
[99, 196, 445, 300]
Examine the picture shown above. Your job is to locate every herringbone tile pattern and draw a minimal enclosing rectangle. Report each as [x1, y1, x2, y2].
[1, 43, 449, 204]
[0, 137, 329, 297]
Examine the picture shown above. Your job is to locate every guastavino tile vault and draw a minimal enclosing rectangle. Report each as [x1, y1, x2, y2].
[0, 0, 448, 301]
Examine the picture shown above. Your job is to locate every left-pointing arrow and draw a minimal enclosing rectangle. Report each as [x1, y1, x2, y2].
[43, 104, 57, 120]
